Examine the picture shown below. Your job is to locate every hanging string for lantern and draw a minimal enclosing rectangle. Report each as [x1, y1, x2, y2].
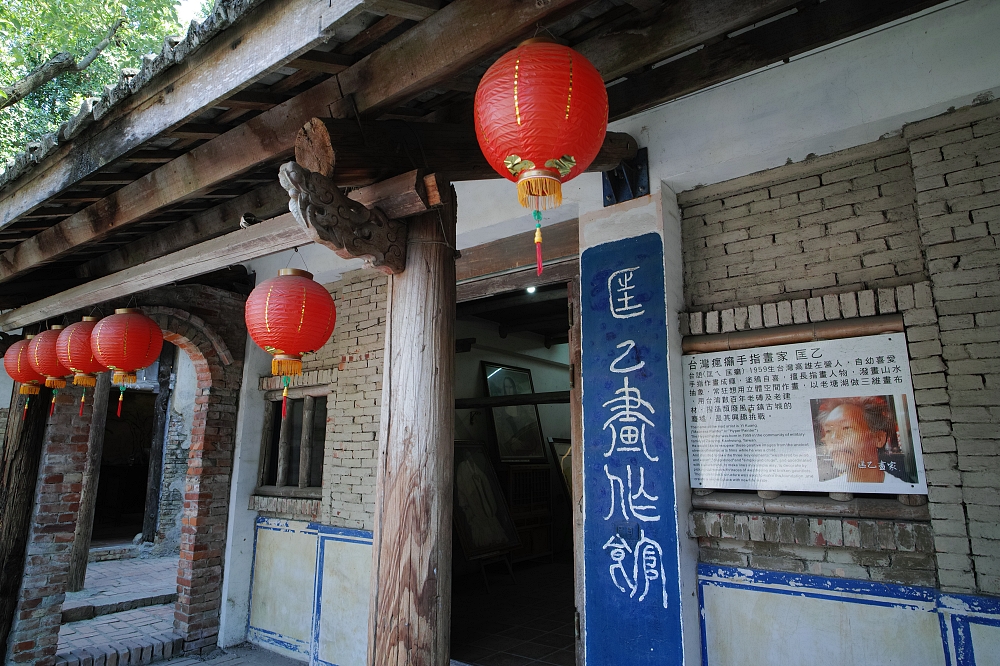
[281, 375, 290, 418]
[22, 397, 29, 420]
[50, 388, 58, 416]
[79, 388, 87, 417]
[117, 386, 126, 418]
[533, 210, 544, 275]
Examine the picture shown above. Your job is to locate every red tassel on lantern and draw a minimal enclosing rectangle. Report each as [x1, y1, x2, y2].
[474, 39, 608, 211]
[245, 269, 337, 378]
[4, 337, 45, 396]
[28, 327, 71, 389]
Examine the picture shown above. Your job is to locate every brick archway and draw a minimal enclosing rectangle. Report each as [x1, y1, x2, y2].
[142, 307, 243, 655]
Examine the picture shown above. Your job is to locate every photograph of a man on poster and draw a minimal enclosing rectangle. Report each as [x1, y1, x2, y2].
[811, 395, 919, 488]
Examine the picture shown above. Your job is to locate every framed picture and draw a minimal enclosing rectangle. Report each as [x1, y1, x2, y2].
[482, 362, 546, 461]
[548, 437, 573, 498]
[453, 442, 521, 559]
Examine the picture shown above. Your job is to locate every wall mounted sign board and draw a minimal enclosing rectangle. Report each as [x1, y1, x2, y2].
[684, 333, 926, 494]
[580, 232, 684, 666]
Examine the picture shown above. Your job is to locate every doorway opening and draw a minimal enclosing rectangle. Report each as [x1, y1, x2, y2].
[451, 282, 577, 666]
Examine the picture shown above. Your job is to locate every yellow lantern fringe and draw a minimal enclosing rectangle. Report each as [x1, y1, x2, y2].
[272, 355, 303, 377]
[73, 373, 97, 388]
[19, 384, 40, 395]
[517, 177, 562, 210]
[45, 377, 66, 389]
[112, 371, 137, 385]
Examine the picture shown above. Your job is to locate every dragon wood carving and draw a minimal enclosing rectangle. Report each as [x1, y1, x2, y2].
[278, 161, 407, 274]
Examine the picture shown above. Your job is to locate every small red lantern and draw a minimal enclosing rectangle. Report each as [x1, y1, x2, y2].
[91, 309, 164, 416]
[245, 268, 337, 415]
[475, 39, 608, 274]
[28, 327, 71, 389]
[4, 337, 45, 395]
[58, 317, 109, 416]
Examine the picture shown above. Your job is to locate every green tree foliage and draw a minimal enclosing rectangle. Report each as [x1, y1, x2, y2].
[0, 0, 187, 164]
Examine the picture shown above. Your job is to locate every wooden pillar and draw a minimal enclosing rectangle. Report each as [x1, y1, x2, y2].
[0, 387, 52, 652]
[68, 373, 112, 592]
[298, 395, 315, 488]
[368, 195, 456, 666]
[142, 343, 176, 544]
[275, 405, 293, 487]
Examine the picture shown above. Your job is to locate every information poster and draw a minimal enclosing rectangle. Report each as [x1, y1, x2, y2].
[684, 334, 926, 494]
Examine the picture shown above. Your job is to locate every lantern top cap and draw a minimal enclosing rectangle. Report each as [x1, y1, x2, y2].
[114, 308, 141, 314]
[81, 316, 99, 322]
[518, 36, 558, 47]
[50, 325, 64, 330]
[279, 268, 313, 279]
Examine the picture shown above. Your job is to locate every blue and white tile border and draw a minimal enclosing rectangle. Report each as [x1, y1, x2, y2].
[310, 524, 374, 666]
[698, 564, 1000, 666]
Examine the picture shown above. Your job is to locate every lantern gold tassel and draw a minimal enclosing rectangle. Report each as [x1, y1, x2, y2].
[112, 371, 137, 385]
[45, 377, 66, 389]
[272, 355, 302, 377]
[73, 373, 97, 387]
[517, 173, 562, 210]
[19, 384, 40, 395]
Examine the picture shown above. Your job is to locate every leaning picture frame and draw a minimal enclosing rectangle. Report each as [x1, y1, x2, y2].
[482, 362, 547, 461]
[453, 441, 521, 560]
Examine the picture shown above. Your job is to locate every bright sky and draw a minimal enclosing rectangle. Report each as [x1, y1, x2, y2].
[176, 0, 205, 27]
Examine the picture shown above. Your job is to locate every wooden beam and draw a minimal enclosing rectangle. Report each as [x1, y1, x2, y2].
[369, 200, 455, 665]
[575, 0, 800, 81]
[0, 387, 52, 650]
[457, 218, 579, 282]
[75, 181, 289, 278]
[457, 258, 579, 302]
[369, 0, 438, 21]
[457, 286, 568, 316]
[0, 0, 369, 229]
[338, 0, 590, 118]
[455, 390, 570, 409]
[141, 343, 176, 544]
[67, 373, 111, 592]
[286, 50, 355, 74]
[607, 0, 945, 121]
[0, 215, 311, 331]
[340, 16, 408, 56]
[0, 0, 596, 282]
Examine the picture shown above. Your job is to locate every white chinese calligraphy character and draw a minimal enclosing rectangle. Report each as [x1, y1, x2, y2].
[603, 376, 658, 461]
[610, 340, 645, 374]
[608, 267, 645, 319]
[633, 530, 668, 608]
[604, 464, 660, 522]
[602, 534, 637, 595]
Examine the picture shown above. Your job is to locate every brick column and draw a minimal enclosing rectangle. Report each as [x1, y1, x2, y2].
[5, 385, 94, 665]
[905, 100, 1000, 595]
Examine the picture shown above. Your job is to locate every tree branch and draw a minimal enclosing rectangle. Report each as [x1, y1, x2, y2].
[0, 18, 125, 110]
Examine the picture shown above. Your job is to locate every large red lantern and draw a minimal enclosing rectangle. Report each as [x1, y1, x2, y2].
[57, 317, 107, 387]
[475, 39, 608, 274]
[245, 268, 336, 415]
[91, 309, 164, 416]
[4, 337, 45, 395]
[28, 326, 71, 389]
[58, 317, 109, 416]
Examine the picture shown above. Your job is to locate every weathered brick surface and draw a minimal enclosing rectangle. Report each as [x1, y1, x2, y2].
[258, 268, 386, 531]
[681, 137, 924, 310]
[906, 101, 1000, 596]
[5, 385, 95, 666]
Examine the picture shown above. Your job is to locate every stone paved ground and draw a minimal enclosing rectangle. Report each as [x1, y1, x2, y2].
[58, 604, 176, 654]
[64, 555, 180, 613]
[165, 645, 303, 665]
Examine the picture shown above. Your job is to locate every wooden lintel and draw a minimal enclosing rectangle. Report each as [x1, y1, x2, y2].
[347, 170, 431, 219]
[368, 0, 438, 21]
[286, 50, 355, 74]
[456, 217, 579, 282]
[455, 390, 570, 409]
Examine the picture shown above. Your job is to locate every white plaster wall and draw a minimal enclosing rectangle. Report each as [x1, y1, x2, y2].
[454, 318, 571, 445]
[219, 338, 273, 648]
[454, 0, 1000, 248]
[0, 364, 13, 411]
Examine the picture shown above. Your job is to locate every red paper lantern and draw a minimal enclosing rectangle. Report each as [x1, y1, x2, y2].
[4, 337, 45, 395]
[474, 39, 608, 210]
[57, 317, 107, 387]
[91, 309, 164, 385]
[245, 269, 337, 377]
[28, 326, 71, 389]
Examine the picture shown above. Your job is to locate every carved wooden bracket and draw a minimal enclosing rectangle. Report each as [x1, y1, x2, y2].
[278, 161, 407, 274]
